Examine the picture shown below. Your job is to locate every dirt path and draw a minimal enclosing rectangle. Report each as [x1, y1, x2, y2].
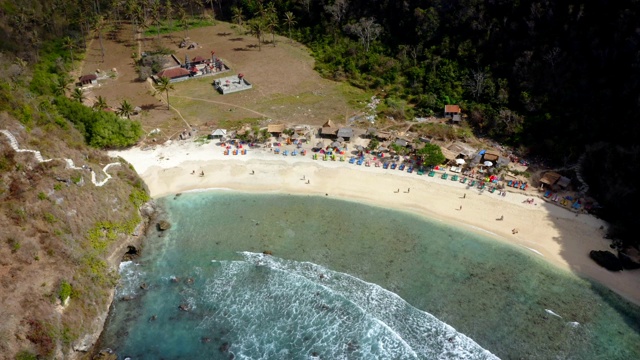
[0, 130, 120, 187]
[172, 95, 271, 118]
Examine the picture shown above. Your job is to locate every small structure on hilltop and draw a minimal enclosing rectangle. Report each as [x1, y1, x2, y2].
[79, 74, 98, 86]
[156, 67, 191, 83]
[444, 105, 462, 122]
[214, 74, 252, 95]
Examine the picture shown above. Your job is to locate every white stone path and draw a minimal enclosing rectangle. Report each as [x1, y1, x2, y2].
[1, 129, 120, 187]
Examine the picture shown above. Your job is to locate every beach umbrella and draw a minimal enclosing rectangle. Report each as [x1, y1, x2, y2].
[356, 145, 364, 151]
[330, 141, 341, 148]
[455, 158, 466, 165]
[484, 161, 493, 167]
[337, 137, 345, 143]
[291, 133, 300, 140]
[378, 146, 388, 152]
[315, 141, 324, 148]
[278, 137, 285, 142]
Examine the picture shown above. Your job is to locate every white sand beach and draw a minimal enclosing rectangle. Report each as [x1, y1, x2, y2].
[110, 140, 640, 305]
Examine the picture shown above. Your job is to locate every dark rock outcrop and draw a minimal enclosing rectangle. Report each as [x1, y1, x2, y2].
[618, 249, 640, 270]
[590, 250, 623, 271]
[157, 220, 171, 231]
[122, 245, 140, 261]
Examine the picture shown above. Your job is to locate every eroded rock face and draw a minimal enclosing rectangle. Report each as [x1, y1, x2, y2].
[590, 250, 623, 271]
[157, 220, 171, 231]
[122, 245, 140, 261]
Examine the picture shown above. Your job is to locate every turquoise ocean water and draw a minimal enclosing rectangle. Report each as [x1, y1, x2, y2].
[101, 192, 640, 359]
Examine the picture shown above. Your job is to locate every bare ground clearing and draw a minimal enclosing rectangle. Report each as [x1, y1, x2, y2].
[81, 22, 370, 142]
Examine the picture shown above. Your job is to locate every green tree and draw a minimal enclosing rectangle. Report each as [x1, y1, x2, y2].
[178, 7, 189, 37]
[54, 76, 71, 96]
[154, 76, 174, 109]
[93, 15, 108, 62]
[62, 36, 75, 60]
[248, 18, 266, 51]
[266, 12, 278, 47]
[231, 6, 244, 26]
[117, 99, 134, 118]
[93, 95, 108, 110]
[71, 88, 85, 103]
[283, 11, 296, 40]
[417, 143, 446, 166]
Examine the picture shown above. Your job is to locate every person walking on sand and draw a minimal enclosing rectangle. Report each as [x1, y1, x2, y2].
[200, 171, 204, 177]
[463, 193, 466, 199]
[191, 170, 195, 175]
[407, 188, 410, 193]
[459, 205, 463, 210]
[306, 180, 310, 184]
[251, 170, 255, 175]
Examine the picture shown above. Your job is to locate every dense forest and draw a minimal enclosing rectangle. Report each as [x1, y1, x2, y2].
[229, 0, 640, 244]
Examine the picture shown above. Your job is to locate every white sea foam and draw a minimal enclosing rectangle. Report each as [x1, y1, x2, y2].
[545, 309, 562, 318]
[523, 246, 544, 256]
[199, 252, 499, 359]
[117, 261, 145, 297]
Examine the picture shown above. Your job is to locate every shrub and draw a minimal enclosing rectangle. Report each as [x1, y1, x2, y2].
[37, 192, 47, 200]
[58, 281, 72, 302]
[15, 350, 37, 360]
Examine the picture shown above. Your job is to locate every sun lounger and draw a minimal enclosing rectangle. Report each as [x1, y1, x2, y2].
[441, 173, 448, 180]
[544, 190, 552, 198]
[357, 158, 364, 165]
[507, 180, 513, 187]
[365, 161, 370, 167]
[428, 170, 435, 177]
[399, 163, 406, 171]
[460, 177, 467, 183]
[375, 162, 380, 167]
[417, 168, 424, 175]
[391, 163, 397, 170]
[233, 150, 238, 155]
[349, 157, 356, 164]
[451, 175, 459, 181]
[489, 186, 496, 193]
[383, 162, 389, 169]
[291, 150, 297, 156]
[469, 180, 476, 187]
[408, 166, 413, 173]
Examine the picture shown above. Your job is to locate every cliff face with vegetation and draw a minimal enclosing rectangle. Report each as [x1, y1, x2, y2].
[0, 116, 148, 359]
[0, 2, 148, 358]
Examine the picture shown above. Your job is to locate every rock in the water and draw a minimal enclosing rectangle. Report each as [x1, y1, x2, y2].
[179, 303, 190, 311]
[157, 220, 171, 231]
[263, 250, 273, 255]
[618, 248, 640, 270]
[590, 250, 623, 271]
[219, 342, 230, 352]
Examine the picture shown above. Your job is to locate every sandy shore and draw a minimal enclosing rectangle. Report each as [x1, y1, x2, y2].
[110, 140, 640, 305]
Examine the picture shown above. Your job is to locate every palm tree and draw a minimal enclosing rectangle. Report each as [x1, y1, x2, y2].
[93, 15, 108, 62]
[178, 8, 189, 37]
[283, 12, 296, 40]
[266, 13, 278, 47]
[94, 95, 108, 110]
[165, 0, 174, 30]
[154, 76, 174, 109]
[117, 99, 134, 118]
[248, 18, 265, 51]
[71, 88, 85, 103]
[231, 6, 244, 26]
[62, 36, 75, 60]
[54, 76, 71, 96]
